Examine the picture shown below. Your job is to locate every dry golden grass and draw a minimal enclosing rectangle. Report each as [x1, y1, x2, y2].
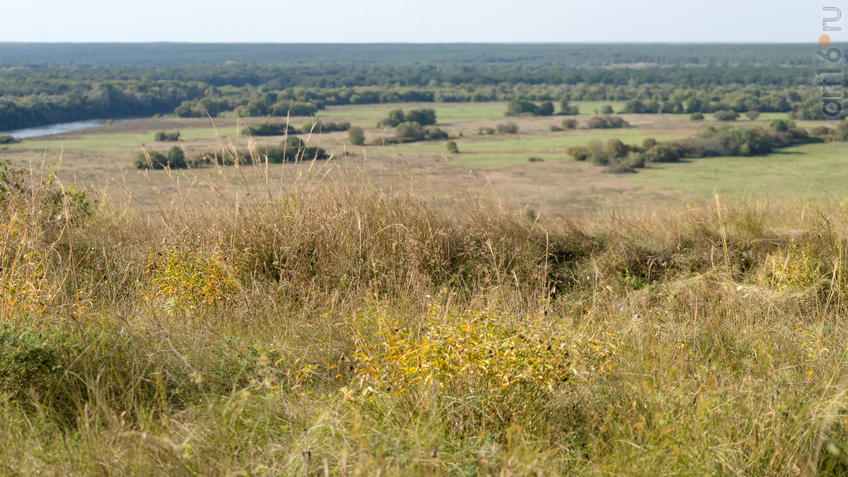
[2, 147, 848, 475]
[0, 106, 704, 218]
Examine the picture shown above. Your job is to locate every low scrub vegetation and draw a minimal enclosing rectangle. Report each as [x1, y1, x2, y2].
[569, 121, 826, 173]
[302, 120, 351, 133]
[0, 135, 20, 144]
[153, 130, 180, 141]
[133, 137, 328, 169]
[242, 123, 299, 136]
[348, 126, 365, 145]
[378, 108, 437, 127]
[2, 160, 848, 474]
[383, 122, 448, 144]
[133, 146, 188, 169]
[586, 115, 629, 129]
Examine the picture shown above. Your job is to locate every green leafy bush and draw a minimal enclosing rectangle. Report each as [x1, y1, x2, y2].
[713, 110, 740, 121]
[496, 122, 519, 134]
[378, 109, 437, 127]
[154, 131, 180, 141]
[586, 116, 629, 129]
[348, 126, 365, 145]
[242, 123, 300, 136]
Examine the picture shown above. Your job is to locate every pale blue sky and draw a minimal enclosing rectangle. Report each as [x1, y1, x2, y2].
[2, 0, 834, 43]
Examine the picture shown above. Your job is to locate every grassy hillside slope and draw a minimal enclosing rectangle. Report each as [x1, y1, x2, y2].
[1, 161, 848, 475]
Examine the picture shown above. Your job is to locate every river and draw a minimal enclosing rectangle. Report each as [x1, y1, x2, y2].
[0, 119, 111, 139]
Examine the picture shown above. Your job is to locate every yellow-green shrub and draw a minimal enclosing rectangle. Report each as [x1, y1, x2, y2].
[143, 248, 241, 313]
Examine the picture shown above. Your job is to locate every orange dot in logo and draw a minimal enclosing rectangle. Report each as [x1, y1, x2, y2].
[820, 34, 832, 47]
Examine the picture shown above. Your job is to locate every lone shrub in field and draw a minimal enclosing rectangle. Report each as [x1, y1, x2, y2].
[143, 248, 240, 313]
[167, 147, 186, 168]
[446, 140, 459, 154]
[561, 118, 578, 129]
[496, 122, 519, 134]
[567, 146, 590, 161]
[342, 310, 587, 427]
[761, 247, 822, 291]
[690, 112, 705, 121]
[348, 126, 365, 145]
[133, 150, 168, 169]
[603, 139, 628, 159]
[713, 110, 740, 121]
[154, 131, 180, 141]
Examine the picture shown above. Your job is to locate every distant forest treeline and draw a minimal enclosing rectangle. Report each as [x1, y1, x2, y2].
[0, 44, 841, 130]
[0, 43, 840, 67]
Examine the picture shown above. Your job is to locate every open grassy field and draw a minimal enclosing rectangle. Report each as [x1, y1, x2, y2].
[631, 142, 848, 201]
[0, 101, 819, 219]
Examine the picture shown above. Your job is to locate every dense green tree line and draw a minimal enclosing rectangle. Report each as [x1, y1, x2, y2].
[0, 81, 207, 130]
[0, 59, 841, 130]
[567, 121, 827, 173]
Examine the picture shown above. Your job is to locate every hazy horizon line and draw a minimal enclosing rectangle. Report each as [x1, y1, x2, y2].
[0, 41, 833, 45]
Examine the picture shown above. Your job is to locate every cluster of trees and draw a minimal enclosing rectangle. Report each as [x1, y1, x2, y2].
[242, 120, 351, 137]
[133, 137, 329, 170]
[478, 122, 520, 135]
[586, 116, 629, 129]
[234, 97, 321, 118]
[373, 108, 445, 144]
[505, 99, 582, 117]
[505, 100, 555, 117]
[174, 97, 232, 118]
[385, 123, 449, 144]
[154, 131, 180, 141]
[203, 137, 329, 166]
[133, 147, 187, 169]
[378, 109, 437, 127]
[567, 121, 825, 173]
[619, 88, 796, 115]
[713, 110, 740, 121]
[303, 120, 351, 133]
[242, 123, 300, 136]
[257, 136, 328, 163]
[0, 135, 20, 144]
